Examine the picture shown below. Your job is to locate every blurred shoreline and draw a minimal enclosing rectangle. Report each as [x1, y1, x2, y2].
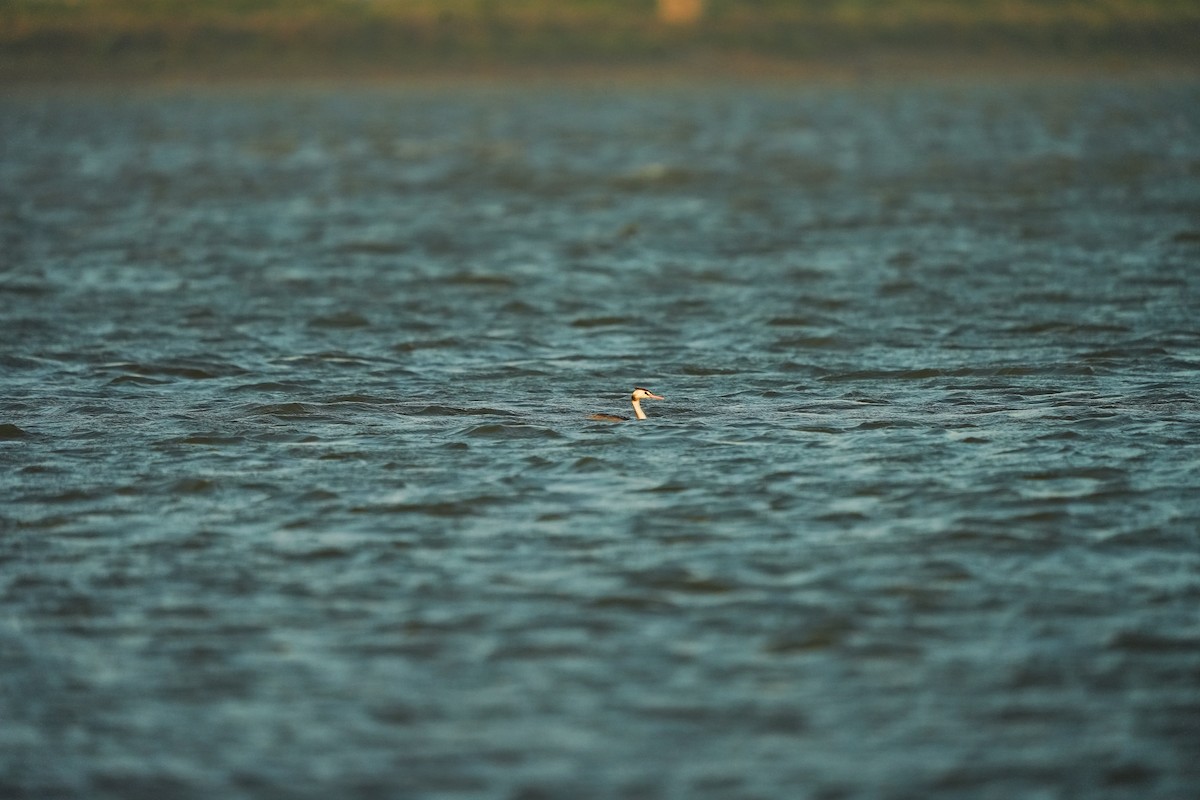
[3, 1, 1198, 86]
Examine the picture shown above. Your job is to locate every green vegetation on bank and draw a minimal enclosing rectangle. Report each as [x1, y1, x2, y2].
[2, 0, 1197, 79]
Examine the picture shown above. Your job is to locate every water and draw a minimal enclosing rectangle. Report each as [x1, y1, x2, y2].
[2, 78, 1199, 799]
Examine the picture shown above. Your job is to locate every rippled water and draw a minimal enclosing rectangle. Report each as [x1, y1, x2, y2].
[2, 78, 1199, 799]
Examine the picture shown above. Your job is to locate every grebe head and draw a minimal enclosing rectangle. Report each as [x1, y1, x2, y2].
[589, 387, 664, 421]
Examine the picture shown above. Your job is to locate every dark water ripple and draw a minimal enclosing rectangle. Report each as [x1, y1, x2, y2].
[2, 80, 1200, 799]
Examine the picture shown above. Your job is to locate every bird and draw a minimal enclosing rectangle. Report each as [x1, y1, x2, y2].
[589, 387, 665, 422]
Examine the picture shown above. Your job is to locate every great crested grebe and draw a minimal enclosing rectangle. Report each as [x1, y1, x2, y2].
[589, 387, 665, 422]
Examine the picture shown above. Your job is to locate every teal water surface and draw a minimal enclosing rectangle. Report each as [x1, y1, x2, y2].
[2, 79, 1199, 799]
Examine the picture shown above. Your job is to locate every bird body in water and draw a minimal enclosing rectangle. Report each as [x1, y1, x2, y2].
[589, 388, 665, 422]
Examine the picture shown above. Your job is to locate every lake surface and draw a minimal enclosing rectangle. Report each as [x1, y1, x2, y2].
[2, 77, 1199, 800]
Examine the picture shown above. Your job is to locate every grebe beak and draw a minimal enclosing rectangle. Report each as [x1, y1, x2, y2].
[646, 392, 664, 400]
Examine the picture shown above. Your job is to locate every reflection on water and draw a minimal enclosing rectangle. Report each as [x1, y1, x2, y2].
[2, 79, 1199, 799]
